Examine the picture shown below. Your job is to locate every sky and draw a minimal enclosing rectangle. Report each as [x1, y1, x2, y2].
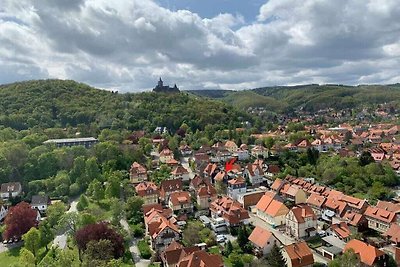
[1, 0, 400, 92]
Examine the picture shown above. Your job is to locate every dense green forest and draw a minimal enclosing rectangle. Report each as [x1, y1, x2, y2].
[0, 79, 252, 132]
[189, 83, 400, 111]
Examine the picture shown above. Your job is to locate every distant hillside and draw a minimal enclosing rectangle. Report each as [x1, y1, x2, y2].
[190, 83, 400, 112]
[0, 80, 252, 131]
[253, 84, 400, 112]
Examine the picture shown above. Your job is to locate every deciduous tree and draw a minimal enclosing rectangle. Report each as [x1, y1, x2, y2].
[23, 227, 41, 258]
[3, 202, 37, 240]
[75, 222, 124, 259]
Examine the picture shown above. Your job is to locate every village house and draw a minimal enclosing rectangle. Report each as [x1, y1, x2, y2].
[281, 242, 314, 267]
[251, 145, 268, 158]
[321, 197, 348, 222]
[248, 226, 280, 256]
[344, 239, 388, 267]
[340, 195, 368, 214]
[0, 182, 22, 200]
[135, 181, 159, 205]
[209, 196, 250, 227]
[170, 165, 190, 181]
[255, 191, 289, 227]
[265, 164, 280, 178]
[306, 193, 326, 218]
[376, 200, 400, 222]
[190, 177, 217, 210]
[285, 204, 317, 239]
[146, 213, 181, 252]
[175, 249, 223, 267]
[160, 148, 174, 163]
[341, 210, 368, 232]
[244, 163, 264, 186]
[235, 144, 250, 161]
[161, 241, 223, 267]
[160, 179, 183, 202]
[213, 171, 227, 184]
[161, 241, 200, 267]
[383, 223, 400, 246]
[129, 162, 148, 184]
[179, 144, 193, 156]
[364, 205, 397, 233]
[296, 139, 312, 152]
[224, 140, 238, 153]
[227, 177, 247, 201]
[280, 184, 308, 204]
[31, 195, 50, 214]
[326, 222, 351, 242]
[168, 191, 193, 214]
[203, 163, 218, 179]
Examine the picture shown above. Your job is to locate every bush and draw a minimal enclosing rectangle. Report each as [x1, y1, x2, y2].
[69, 183, 81, 197]
[137, 240, 152, 259]
[131, 224, 144, 238]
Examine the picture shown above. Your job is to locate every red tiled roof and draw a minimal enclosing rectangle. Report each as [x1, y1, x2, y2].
[248, 226, 274, 248]
[290, 204, 316, 223]
[284, 242, 314, 267]
[331, 222, 351, 239]
[383, 223, 400, 243]
[210, 196, 249, 225]
[177, 250, 224, 267]
[271, 178, 284, 191]
[171, 165, 189, 175]
[228, 177, 246, 185]
[130, 162, 147, 175]
[169, 191, 191, 206]
[344, 239, 385, 266]
[135, 181, 159, 197]
[214, 171, 226, 182]
[364, 206, 396, 224]
[341, 210, 365, 227]
[256, 191, 289, 217]
[306, 193, 326, 208]
[376, 200, 400, 213]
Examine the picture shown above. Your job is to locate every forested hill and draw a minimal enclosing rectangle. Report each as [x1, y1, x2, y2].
[189, 83, 400, 112]
[0, 79, 252, 132]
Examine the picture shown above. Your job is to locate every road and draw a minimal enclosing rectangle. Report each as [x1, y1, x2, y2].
[0, 241, 23, 254]
[120, 219, 150, 267]
[52, 198, 78, 249]
[249, 213, 329, 265]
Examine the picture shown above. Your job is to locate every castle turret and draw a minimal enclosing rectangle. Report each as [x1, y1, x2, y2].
[158, 77, 163, 87]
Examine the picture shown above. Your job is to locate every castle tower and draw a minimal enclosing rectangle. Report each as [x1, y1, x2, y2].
[158, 77, 163, 87]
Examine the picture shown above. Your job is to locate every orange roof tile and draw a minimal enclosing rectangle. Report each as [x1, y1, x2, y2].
[248, 226, 274, 248]
[344, 239, 385, 266]
[364, 206, 396, 224]
[284, 242, 314, 267]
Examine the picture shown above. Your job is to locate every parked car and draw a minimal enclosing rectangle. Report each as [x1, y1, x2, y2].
[216, 235, 226, 243]
[317, 231, 326, 237]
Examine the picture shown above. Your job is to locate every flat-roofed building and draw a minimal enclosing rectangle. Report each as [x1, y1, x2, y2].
[43, 137, 98, 148]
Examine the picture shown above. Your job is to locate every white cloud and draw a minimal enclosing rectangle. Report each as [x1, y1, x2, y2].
[0, 0, 399, 91]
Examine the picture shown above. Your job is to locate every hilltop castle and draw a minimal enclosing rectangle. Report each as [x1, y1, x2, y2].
[153, 78, 180, 93]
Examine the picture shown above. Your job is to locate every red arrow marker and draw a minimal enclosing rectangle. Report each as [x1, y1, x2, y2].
[225, 158, 236, 172]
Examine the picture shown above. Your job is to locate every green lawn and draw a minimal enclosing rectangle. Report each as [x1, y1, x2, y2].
[208, 246, 220, 255]
[0, 247, 22, 266]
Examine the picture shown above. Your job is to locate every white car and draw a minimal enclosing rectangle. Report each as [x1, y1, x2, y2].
[216, 235, 226, 243]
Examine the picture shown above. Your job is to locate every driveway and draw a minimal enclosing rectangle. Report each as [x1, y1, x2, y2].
[52, 198, 79, 249]
[120, 219, 150, 267]
[0, 241, 23, 254]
